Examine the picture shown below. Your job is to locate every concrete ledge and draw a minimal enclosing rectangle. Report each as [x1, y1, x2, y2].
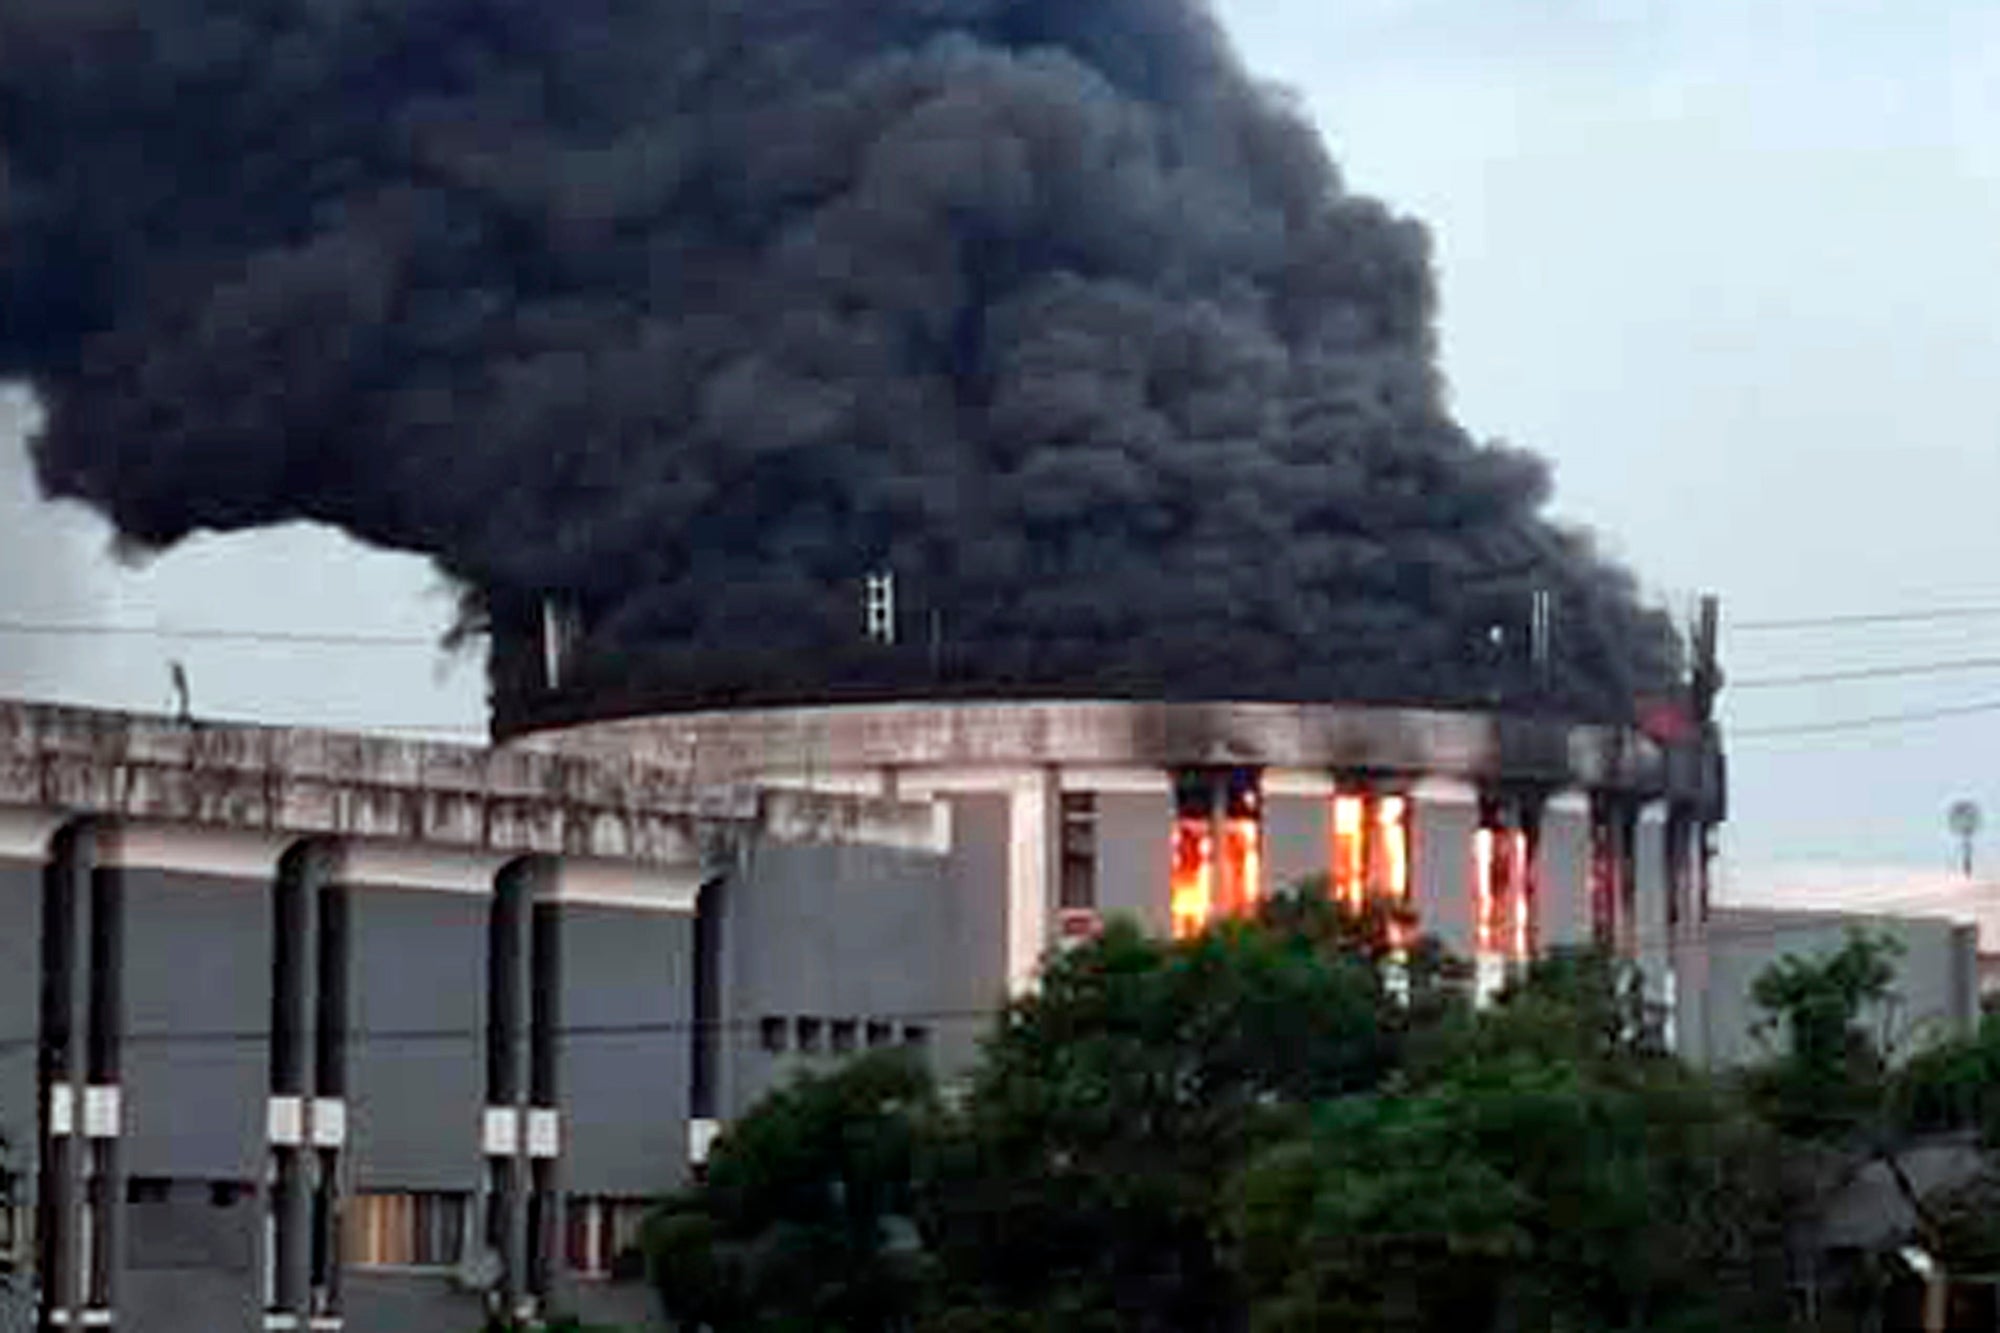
[0, 699, 736, 864]
[531, 699, 1718, 806]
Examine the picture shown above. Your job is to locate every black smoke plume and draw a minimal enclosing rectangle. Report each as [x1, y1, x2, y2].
[0, 0, 1683, 728]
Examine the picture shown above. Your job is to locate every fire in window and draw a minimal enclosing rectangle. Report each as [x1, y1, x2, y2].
[1170, 769, 1265, 938]
[1327, 790, 1411, 922]
[1171, 772, 1216, 940]
[1219, 769, 1264, 921]
[1475, 799, 1537, 967]
[1331, 795, 1367, 911]
[1589, 797, 1635, 952]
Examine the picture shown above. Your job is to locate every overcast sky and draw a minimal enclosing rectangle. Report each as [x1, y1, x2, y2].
[3, 1, 1998, 900]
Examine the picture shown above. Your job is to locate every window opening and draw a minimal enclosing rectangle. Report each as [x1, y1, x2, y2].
[1059, 794, 1098, 911]
[345, 1192, 470, 1269]
[1171, 771, 1214, 940]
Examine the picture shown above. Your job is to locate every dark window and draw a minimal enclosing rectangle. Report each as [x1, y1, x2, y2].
[795, 1018, 824, 1054]
[758, 1017, 787, 1054]
[210, 1181, 247, 1209]
[126, 1177, 171, 1206]
[1174, 769, 1214, 820]
[830, 1020, 857, 1055]
[1225, 769, 1260, 820]
[1059, 794, 1098, 911]
[865, 1020, 893, 1049]
[901, 1024, 930, 1051]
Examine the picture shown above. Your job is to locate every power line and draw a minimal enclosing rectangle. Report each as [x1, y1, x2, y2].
[1732, 656, 2000, 690]
[0, 616, 455, 648]
[1732, 605, 2000, 632]
[1732, 697, 2000, 739]
[0, 1009, 996, 1056]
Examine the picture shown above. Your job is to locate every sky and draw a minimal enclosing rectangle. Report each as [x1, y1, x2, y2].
[3, 1, 1999, 907]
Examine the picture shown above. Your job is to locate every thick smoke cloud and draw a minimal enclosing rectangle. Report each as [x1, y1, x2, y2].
[0, 0, 1681, 725]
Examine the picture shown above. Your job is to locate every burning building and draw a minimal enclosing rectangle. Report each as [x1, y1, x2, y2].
[0, 0, 1736, 1327]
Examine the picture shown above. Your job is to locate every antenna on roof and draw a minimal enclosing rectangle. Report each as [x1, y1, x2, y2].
[864, 572, 896, 645]
[541, 598, 580, 691]
[168, 660, 192, 725]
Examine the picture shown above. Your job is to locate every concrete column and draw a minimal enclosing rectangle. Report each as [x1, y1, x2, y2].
[1633, 802, 1674, 1043]
[277, 846, 326, 1322]
[1005, 770, 1058, 993]
[1537, 792, 1592, 951]
[39, 821, 95, 1327]
[1263, 788, 1330, 900]
[1096, 791, 1172, 937]
[1412, 779, 1478, 962]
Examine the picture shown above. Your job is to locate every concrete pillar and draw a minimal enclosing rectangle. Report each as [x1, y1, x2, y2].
[1263, 788, 1330, 900]
[1634, 802, 1674, 1043]
[1413, 779, 1478, 962]
[1537, 792, 1592, 951]
[40, 821, 95, 1327]
[1004, 771, 1059, 994]
[1095, 791, 1172, 938]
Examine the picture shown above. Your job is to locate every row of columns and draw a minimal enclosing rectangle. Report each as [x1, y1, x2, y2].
[29, 821, 572, 1331]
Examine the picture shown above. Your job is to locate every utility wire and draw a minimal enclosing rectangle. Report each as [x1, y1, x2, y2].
[1732, 656, 2000, 690]
[1731, 697, 2000, 739]
[1733, 605, 2000, 632]
[0, 616, 452, 649]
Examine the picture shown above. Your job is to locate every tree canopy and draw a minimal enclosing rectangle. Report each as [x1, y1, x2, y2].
[640, 897, 1992, 1333]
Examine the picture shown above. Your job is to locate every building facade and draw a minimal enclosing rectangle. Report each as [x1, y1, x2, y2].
[538, 698, 1728, 1049]
[0, 701, 954, 1333]
[0, 695, 1736, 1332]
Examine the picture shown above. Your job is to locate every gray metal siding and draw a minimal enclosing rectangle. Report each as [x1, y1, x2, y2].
[558, 906, 693, 1194]
[1538, 808, 1591, 950]
[1414, 799, 1477, 959]
[567, 1278, 666, 1330]
[124, 1182, 259, 1333]
[1096, 792, 1170, 936]
[121, 869, 269, 1181]
[1693, 912, 1981, 1069]
[347, 886, 484, 1190]
[344, 1273, 482, 1333]
[720, 831, 994, 1115]
[1265, 795, 1326, 897]
[0, 859, 42, 1181]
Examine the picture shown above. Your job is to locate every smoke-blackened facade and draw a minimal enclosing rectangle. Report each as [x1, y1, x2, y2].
[4, 0, 1679, 726]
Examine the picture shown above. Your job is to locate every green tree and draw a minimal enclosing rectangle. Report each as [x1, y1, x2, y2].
[647, 1050, 937, 1332]
[1229, 951, 1794, 1333]
[1747, 929, 1904, 1141]
[924, 896, 1405, 1331]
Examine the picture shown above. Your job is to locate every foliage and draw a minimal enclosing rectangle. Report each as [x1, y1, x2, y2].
[924, 898, 1407, 1331]
[647, 897, 1985, 1333]
[1747, 930, 1904, 1141]
[1895, 1012, 2000, 1148]
[1230, 953, 1794, 1333]
[646, 1049, 937, 1332]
